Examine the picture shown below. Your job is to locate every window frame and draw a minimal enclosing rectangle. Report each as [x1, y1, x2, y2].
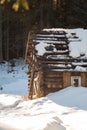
[71, 76, 81, 87]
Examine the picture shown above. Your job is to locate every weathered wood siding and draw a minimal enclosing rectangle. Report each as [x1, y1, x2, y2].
[44, 71, 87, 93]
[33, 70, 87, 98]
[81, 72, 87, 87]
[63, 72, 71, 88]
[63, 72, 87, 88]
[25, 30, 87, 99]
[42, 71, 63, 96]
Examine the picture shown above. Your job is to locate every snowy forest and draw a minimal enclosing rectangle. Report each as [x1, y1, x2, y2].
[0, 0, 87, 62]
[0, 1, 87, 130]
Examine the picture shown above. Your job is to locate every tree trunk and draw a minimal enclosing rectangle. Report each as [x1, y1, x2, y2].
[40, 0, 44, 29]
[6, 10, 9, 61]
[0, 5, 3, 62]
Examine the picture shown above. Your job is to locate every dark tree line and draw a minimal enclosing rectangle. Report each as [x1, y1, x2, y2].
[0, 0, 87, 61]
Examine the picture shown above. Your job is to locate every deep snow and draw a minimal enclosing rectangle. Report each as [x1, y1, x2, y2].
[0, 86, 87, 130]
[0, 58, 28, 95]
[0, 28, 87, 130]
[0, 58, 87, 130]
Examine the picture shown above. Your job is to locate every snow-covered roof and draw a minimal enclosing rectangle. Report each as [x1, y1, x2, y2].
[34, 28, 87, 58]
[33, 28, 87, 72]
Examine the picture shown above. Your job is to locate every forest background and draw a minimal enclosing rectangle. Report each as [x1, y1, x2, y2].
[0, 0, 87, 62]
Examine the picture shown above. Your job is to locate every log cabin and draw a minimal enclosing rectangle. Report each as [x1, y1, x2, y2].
[25, 29, 87, 99]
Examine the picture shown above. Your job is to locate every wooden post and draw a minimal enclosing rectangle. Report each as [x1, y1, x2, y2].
[25, 32, 33, 64]
[37, 67, 44, 97]
[28, 65, 35, 99]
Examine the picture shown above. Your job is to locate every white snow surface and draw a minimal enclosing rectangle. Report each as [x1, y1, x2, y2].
[0, 58, 87, 130]
[0, 58, 28, 95]
[0, 28, 87, 130]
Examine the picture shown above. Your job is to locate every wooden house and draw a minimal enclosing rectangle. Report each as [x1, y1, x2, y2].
[25, 29, 87, 99]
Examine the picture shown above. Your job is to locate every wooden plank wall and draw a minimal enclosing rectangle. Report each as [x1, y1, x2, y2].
[63, 72, 71, 88]
[81, 72, 87, 87]
[63, 72, 87, 87]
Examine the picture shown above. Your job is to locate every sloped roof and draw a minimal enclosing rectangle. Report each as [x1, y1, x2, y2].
[33, 28, 87, 72]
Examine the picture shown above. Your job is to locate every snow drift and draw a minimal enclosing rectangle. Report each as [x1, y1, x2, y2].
[0, 86, 87, 130]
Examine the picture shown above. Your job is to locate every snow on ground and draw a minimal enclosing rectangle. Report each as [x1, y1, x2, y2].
[0, 28, 87, 130]
[0, 59, 87, 130]
[0, 86, 87, 130]
[0, 58, 28, 95]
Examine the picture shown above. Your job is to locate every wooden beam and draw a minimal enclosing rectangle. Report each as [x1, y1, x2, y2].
[37, 57, 87, 62]
[35, 30, 67, 35]
[37, 61, 71, 64]
[44, 81, 63, 85]
[44, 76, 63, 80]
[43, 51, 69, 57]
[42, 66, 72, 69]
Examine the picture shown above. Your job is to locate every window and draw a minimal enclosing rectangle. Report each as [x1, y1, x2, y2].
[71, 76, 81, 87]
